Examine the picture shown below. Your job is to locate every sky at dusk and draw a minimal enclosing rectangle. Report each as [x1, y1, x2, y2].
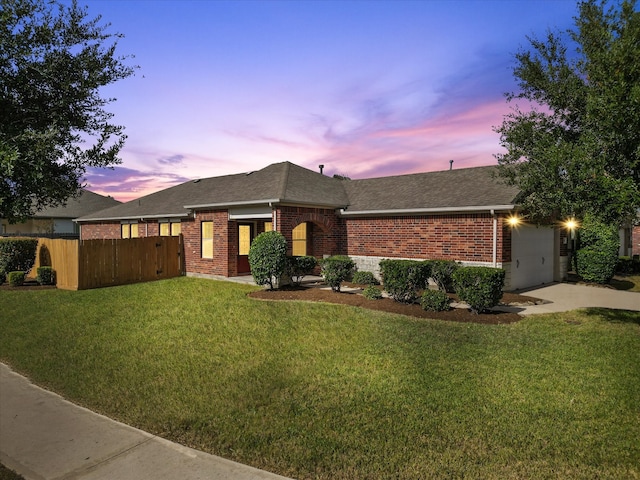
[80, 0, 579, 202]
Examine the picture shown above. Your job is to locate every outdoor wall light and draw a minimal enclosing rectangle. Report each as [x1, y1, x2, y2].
[506, 215, 523, 227]
[564, 218, 579, 230]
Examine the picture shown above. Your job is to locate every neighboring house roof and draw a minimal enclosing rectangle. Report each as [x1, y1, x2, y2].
[33, 189, 121, 219]
[76, 161, 519, 222]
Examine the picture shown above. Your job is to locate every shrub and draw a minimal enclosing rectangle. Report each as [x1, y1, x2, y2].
[576, 249, 619, 284]
[285, 255, 318, 286]
[36, 266, 55, 285]
[352, 271, 379, 285]
[362, 285, 383, 300]
[430, 260, 459, 293]
[321, 255, 355, 292]
[420, 289, 451, 312]
[8, 271, 25, 287]
[575, 214, 619, 284]
[248, 231, 287, 290]
[0, 238, 38, 282]
[379, 259, 431, 303]
[616, 256, 634, 274]
[453, 266, 505, 314]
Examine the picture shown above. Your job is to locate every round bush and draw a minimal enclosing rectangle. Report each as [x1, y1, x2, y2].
[453, 266, 505, 314]
[248, 231, 287, 290]
[420, 289, 451, 312]
[380, 259, 431, 303]
[576, 248, 618, 284]
[430, 260, 459, 293]
[321, 255, 355, 292]
[285, 255, 318, 286]
[362, 285, 383, 300]
[0, 238, 38, 278]
[352, 271, 379, 285]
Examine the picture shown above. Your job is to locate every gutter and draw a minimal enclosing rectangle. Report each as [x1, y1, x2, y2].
[74, 212, 190, 223]
[338, 204, 516, 216]
[184, 199, 281, 210]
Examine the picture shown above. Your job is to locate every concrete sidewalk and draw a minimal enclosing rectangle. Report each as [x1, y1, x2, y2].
[505, 282, 640, 315]
[0, 363, 293, 480]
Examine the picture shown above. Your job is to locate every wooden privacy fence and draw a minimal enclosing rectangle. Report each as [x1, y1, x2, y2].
[33, 236, 183, 290]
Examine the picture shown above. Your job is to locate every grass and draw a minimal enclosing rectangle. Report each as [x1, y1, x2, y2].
[1, 277, 639, 479]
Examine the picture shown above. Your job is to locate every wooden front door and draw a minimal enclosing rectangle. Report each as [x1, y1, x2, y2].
[237, 223, 254, 274]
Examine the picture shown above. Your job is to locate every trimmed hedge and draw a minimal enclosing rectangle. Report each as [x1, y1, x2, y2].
[8, 271, 25, 287]
[0, 238, 38, 282]
[321, 255, 355, 292]
[352, 271, 379, 285]
[575, 214, 619, 284]
[285, 255, 318, 286]
[37, 266, 55, 286]
[453, 266, 505, 314]
[616, 256, 640, 275]
[577, 249, 619, 284]
[380, 259, 431, 303]
[420, 289, 451, 312]
[248, 231, 287, 290]
[430, 260, 459, 293]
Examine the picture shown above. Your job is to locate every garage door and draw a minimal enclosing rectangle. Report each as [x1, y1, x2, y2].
[510, 225, 555, 290]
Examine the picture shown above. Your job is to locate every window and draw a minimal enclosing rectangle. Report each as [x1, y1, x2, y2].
[239, 224, 251, 255]
[159, 222, 170, 237]
[121, 222, 138, 238]
[292, 222, 307, 256]
[202, 221, 214, 259]
[264, 221, 273, 232]
[160, 220, 181, 236]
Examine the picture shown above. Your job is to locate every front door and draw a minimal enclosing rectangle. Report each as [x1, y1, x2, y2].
[237, 223, 254, 274]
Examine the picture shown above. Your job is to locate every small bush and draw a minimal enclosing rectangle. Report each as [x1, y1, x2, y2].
[362, 285, 383, 300]
[37, 266, 55, 285]
[453, 266, 505, 314]
[430, 260, 459, 292]
[380, 259, 431, 303]
[321, 255, 355, 292]
[420, 289, 451, 312]
[352, 271, 379, 285]
[576, 248, 618, 284]
[8, 271, 25, 287]
[285, 255, 318, 286]
[616, 256, 634, 274]
[0, 238, 38, 280]
[248, 231, 287, 290]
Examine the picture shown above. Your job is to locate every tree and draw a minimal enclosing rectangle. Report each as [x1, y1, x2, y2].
[495, 0, 640, 226]
[0, 0, 136, 222]
[248, 231, 287, 290]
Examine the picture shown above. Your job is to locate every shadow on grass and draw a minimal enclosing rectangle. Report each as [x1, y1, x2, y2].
[609, 278, 636, 291]
[582, 307, 640, 325]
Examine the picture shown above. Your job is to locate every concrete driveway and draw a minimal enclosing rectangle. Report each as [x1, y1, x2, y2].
[510, 282, 640, 315]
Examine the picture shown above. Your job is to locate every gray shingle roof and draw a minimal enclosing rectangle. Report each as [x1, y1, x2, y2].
[76, 162, 519, 222]
[34, 189, 120, 219]
[341, 166, 519, 214]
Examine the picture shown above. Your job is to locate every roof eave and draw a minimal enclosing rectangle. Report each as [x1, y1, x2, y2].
[339, 204, 516, 217]
[75, 212, 190, 223]
[184, 198, 281, 210]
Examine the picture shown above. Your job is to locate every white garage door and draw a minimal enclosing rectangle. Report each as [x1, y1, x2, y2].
[510, 225, 555, 290]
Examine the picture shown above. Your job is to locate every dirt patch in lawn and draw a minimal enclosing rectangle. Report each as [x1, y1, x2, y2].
[249, 283, 543, 325]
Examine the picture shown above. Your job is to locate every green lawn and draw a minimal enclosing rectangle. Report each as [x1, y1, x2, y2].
[1, 277, 639, 479]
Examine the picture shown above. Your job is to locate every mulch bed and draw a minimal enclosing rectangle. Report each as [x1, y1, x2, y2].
[249, 283, 543, 325]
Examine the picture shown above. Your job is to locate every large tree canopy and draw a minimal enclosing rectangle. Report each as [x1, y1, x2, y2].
[495, 0, 640, 226]
[0, 0, 136, 222]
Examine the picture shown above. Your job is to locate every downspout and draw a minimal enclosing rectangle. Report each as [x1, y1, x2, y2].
[270, 202, 277, 231]
[491, 209, 497, 267]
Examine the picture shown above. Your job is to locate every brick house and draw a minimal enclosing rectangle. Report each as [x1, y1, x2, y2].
[76, 161, 570, 290]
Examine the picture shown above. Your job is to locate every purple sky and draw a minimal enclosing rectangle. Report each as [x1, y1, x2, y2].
[81, 0, 578, 202]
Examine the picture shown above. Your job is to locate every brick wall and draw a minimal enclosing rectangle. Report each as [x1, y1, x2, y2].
[344, 213, 510, 263]
[276, 206, 343, 258]
[80, 222, 121, 239]
[633, 225, 640, 257]
[182, 210, 231, 276]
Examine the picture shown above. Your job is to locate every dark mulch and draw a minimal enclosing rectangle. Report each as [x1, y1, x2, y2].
[0, 280, 55, 291]
[249, 284, 543, 325]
